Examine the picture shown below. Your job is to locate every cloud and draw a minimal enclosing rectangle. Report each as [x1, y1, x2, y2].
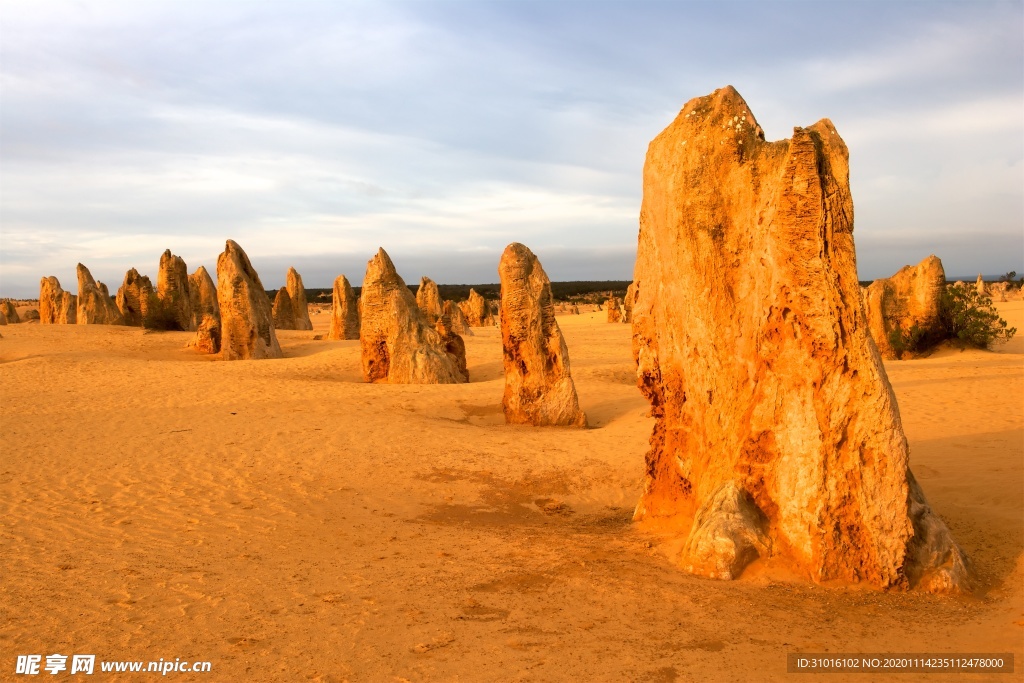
[800, 18, 1013, 92]
[840, 94, 1024, 144]
[0, 1, 1022, 297]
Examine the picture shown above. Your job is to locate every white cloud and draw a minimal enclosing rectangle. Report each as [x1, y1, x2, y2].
[801, 18, 1007, 92]
[841, 94, 1024, 144]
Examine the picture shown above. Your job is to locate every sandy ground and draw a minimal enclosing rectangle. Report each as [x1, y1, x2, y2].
[1, 303, 1021, 682]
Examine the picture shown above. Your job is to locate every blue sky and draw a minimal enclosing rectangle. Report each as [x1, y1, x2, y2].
[1, 0, 1021, 297]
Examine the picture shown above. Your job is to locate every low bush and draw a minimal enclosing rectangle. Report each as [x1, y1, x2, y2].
[938, 283, 1016, 349]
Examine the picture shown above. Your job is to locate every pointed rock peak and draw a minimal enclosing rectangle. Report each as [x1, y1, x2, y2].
[370, 247, 398, 274]
[216, 239, 280, 360]
[76, 263, 97, 288]
[678, 85, 762, 139]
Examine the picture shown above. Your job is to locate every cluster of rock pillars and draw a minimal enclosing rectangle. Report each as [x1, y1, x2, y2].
[25, 86, 974, 594]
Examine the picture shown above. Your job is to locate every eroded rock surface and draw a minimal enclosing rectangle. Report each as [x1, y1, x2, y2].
[623, 282, 637, 323]
[0, 301, 20, 324]
[416, 277, 443, 325]
[459, 289, 494, 327]
[435, 313, 469, 382]
[116, 268, 156, 327]
[606, 297, 622, 323]
[156, 250, 193, 331]
[360, 248, 466, 384]
[680, 481, 771, 581]
[443, 300, 473, 336]
[77, 264, 124, 325]
[39, 277, 76, 325]
[188, 266, 219, 325]
[631, 86, 969, 592]
[862, 255, 946, 359]
[270, 268, 313, 331]
[287, 267, 313, 331]
[498, 243, 586, 427]
[272, 287, 295, 329]
[328, 275, 360, 340]
[217, 240, 281, 360]
[187, 266, 220, 354]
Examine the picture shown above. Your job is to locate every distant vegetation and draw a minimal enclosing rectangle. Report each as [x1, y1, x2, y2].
[1000, 271, 1023, 289]
[296, 280, 633, 305]
[938, 284, 1016, 349]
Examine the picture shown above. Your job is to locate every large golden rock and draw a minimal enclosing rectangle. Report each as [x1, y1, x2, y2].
[116, 268, 156, 327]
[156, 250, 194, 331]
[272, 287, 295, 329]
[459, 288, 494, 327]
[271, 267, 312, 331]
[216, 240, 281, 360]
[416, 276, 443, 326]
[498, 243, 586, 427]
[39, 277, 76, 324]
[442, 300, 473, 337]
[76, 264, 124, 325]
[862, 255, 946, 359]
[328, 275, 360, 341]
[435, 313, 469, 383]
[187, 266, 220, 354]
[631, 86, 969, 592]
[359, 248, 466, 384]
[0, 300, 20, 324]
[606, 297, 622, 323]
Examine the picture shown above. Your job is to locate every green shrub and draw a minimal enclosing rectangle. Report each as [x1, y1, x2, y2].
[887, 323, 929, 359]
[939, 284, 1016, 349]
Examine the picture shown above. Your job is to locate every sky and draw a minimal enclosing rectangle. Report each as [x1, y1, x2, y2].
[1, 0, 1022, 297]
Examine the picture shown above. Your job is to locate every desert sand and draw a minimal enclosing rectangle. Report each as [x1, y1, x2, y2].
[1, 302, 1021, 681]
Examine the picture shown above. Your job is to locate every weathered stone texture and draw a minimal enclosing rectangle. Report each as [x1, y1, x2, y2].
[156, 250, 194, 331]
[77, 264, 124, 325]
[39, 277, 76, 325]
[435, 313, 469, 382]
[862, 255, 946, 359]
[187, 266, 221, 354]
[270, 268, 313, 331]
[216, 240, 281, 360]
[416, 277, 443, 326]
[188, 266, 220, 325]
[498, 242, 586, 427]
[116, 268, 156, 327]
[0, 301, 20, 324]
[623, 282, 637, 323]
[606, 297, 622, 323]
[443, 300, 473, 336]
[328, 275, 360, 340]
[359, 248, 466, 384]
[631, 86, 968, 592]
[459, 289, 494, 327]
[287, 267, 313, 331]
[272, 287, 295, 330]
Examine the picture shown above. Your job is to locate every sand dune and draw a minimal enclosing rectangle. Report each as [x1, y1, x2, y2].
[1, 304, 1021, 681]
